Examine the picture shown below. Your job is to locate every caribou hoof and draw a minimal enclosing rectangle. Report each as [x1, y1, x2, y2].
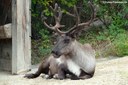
[24, 73, 36, 79]
[53, 74, 65, 80]
[42, 74, 52, 79]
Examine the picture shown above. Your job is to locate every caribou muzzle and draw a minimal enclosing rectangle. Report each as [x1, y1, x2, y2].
[51, 50, 61, 58]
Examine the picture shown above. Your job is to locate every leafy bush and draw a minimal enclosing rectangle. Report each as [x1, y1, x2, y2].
[113, 33, 128, 56]
[31, 27, 52, 64]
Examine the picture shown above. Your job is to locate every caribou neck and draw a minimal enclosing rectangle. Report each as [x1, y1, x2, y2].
[70, 40, 84, 56]
[69, 40, 96, 73]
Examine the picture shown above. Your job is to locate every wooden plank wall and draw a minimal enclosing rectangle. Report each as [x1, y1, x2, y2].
[12, 0, 31, 74]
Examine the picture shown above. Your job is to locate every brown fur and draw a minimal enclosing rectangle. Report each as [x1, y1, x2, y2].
[24, 55, 59, 79]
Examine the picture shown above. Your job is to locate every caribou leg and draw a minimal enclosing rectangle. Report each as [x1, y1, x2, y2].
[24, 57, 49, 79]
[53, 63, 69, 80]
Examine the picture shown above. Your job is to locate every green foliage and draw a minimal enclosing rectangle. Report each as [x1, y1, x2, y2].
[113, 33, 128, 56]
[31, 27, 53, 64]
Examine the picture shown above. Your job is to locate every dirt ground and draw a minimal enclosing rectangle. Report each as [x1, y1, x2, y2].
[0, 56, 128, 85]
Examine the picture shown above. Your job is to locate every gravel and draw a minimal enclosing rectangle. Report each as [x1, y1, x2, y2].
[0, 56, 128, 85]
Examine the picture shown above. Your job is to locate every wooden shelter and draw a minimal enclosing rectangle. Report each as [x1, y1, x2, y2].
[0, 0, 31, 74]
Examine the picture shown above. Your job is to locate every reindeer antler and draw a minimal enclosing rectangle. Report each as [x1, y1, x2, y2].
[42, 1, 96, 35]
[42, 3, 66, 34]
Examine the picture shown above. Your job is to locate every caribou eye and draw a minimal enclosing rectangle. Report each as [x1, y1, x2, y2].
[64, 39, 70, 43]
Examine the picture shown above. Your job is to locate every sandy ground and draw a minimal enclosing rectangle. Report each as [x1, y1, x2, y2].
[0, 56, 128, 85]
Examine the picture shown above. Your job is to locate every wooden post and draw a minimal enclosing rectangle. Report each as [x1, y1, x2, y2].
[12, 0, 31, 74]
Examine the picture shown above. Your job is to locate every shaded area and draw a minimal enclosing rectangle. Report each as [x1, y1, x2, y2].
[0, 0, 12, 26]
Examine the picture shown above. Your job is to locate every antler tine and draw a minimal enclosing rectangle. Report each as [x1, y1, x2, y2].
[43, 21, 54, 30]
[66, 12, 76, 18]
[54, 3, 58, 11]
[58, 7, 62, 22]
[65, 5, 79, 19]
[85, 1, 96, 25]
[67, 1, 96, 34]
[74, 5, 80, 26]
[41, 12, 55, 30]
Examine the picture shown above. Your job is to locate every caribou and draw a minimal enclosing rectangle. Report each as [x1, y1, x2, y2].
[24, 1, 96, 80]
[46, 1, 96, 79]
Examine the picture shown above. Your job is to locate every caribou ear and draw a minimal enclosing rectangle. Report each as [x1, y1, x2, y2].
[71, 33, 77, 39]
